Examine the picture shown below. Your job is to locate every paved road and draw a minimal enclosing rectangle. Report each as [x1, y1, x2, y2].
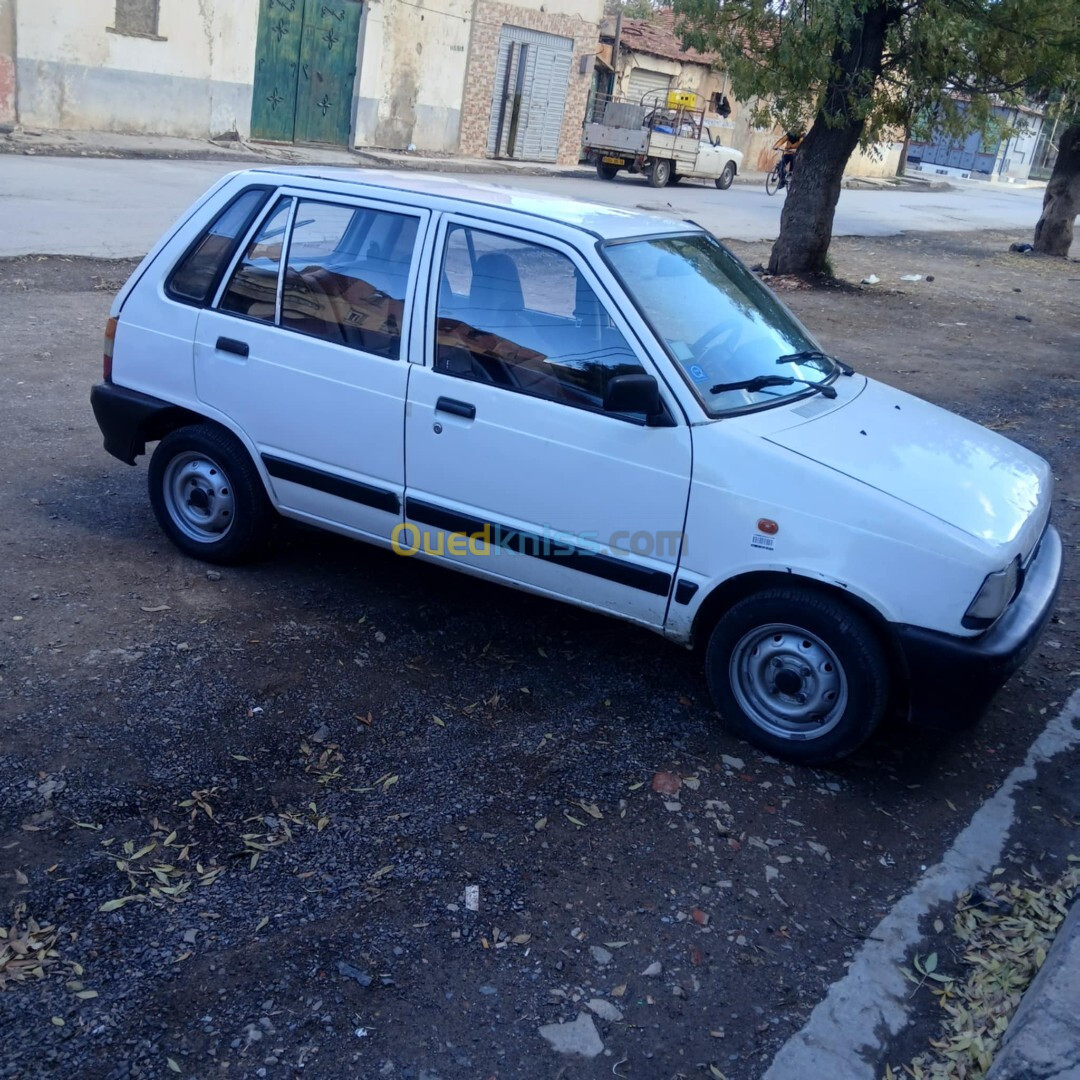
[0, 154, 1052, 258]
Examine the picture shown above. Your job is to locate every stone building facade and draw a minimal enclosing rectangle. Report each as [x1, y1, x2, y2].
[458, 0, 602, 164]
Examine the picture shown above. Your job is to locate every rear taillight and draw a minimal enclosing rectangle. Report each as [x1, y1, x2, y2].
[103, 317, 118, 381]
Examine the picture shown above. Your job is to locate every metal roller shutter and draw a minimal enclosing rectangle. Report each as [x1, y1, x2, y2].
[626, 66, 671, 106]
[487, 25, 574, 163]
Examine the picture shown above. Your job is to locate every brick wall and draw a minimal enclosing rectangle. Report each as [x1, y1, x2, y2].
[459, 0, 599, 164]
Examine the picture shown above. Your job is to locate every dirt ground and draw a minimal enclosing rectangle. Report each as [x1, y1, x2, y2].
[0, 230, 1077, 1080]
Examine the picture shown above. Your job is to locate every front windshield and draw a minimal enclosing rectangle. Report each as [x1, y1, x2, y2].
[603, 233, 837, 414]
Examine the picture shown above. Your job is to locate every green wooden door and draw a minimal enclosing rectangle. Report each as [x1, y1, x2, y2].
[251, 0, 305, 143]
[251, 0, 361, 146]
[294, 0, 362, 145]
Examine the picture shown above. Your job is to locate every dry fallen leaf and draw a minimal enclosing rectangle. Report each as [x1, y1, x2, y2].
[98, 897, 136, 912]
[651, 771, 682, 795]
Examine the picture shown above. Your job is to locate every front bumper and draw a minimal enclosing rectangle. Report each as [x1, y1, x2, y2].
[895, 525, 1063, 729]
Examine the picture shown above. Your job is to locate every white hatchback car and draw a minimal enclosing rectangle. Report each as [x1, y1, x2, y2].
[92, 168, 1062, 763]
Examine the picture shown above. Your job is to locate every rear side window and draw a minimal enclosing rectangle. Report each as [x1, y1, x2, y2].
[166, 187, 271, 305]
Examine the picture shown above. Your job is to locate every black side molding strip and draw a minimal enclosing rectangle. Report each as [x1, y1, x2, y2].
[406, 498, 672, 597]
[263, 455, 400, 515]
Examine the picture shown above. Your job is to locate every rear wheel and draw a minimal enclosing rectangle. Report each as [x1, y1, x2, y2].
[148, 424, 272, 565]
[715, 161, 737, 190]
[765, 164, 781, 196]
[704, 586, 889, 763]
[647, 159, 671, 187]
[596, 161, 619, 181]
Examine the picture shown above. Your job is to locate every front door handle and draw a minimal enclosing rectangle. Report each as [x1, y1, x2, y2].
[435, 397, 476, 420]
[216, 336, 249, 358]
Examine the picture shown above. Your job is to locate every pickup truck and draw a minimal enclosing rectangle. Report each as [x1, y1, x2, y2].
[584, 95, 744, 189]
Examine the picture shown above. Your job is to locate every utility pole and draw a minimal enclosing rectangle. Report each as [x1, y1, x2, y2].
[612, 7, 623, 95]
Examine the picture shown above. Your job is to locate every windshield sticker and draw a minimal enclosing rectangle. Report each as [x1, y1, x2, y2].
[751, 534, 775, 550]
[689, 364, 707, 381]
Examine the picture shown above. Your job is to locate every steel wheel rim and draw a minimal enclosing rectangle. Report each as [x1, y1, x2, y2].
[729, 622, 848, 740]
[721, 163, 735, 187]
[654, 161, 670, 184]
[161, 451, 235, 544]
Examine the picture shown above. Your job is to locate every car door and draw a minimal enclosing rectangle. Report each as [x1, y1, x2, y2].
[402, 217, 693, 629]
[692, 132, 724, 178]
[194, 191, 429, 541]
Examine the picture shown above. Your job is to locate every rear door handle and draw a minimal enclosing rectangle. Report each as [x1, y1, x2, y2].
[216, 336, 249, 358]
[435, 397, 476, 420]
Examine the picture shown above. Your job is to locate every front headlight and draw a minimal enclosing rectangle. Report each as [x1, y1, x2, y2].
[963, 558, 1020, 629]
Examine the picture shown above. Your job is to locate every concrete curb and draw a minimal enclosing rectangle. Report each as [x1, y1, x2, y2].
[985, 896, 1080, 1080]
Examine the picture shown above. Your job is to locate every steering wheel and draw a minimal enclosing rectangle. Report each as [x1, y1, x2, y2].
[691, 319, 737, 358]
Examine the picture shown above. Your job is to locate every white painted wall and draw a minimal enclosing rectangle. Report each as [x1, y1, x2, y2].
[354, 0, 472, 152]
[17, 0, 259, 137]
[510, 0, 603, 17]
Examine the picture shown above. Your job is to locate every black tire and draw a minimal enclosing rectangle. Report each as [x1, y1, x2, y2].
[715, 161, 737, 190]
[647, 159, 671, 187]
[704, 586, 889, 764]
[148, 423, 272, 565]
[765, 165, 781, 196]
[667, 170, 682, 186]
[596, 161, 619, 181]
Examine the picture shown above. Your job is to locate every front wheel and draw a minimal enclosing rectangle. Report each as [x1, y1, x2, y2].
[704, 587, 889, 763]
[647, 159, 671, 188]
[596, 161, 619, 181]
[148, 424, 272, 564]
[765, 165, 781, 196]
[715, 161, 737, 190]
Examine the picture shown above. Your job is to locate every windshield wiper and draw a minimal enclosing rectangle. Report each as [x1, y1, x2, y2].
[709, 373, 837, 398]
[777, 349, 853, 376]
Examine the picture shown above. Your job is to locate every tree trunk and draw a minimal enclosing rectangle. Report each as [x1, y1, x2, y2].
[768, 119, 866, 274]
[768, 1, 901, 275]
[1032, 122, 1080, 257]
[897, 124, 911, 177]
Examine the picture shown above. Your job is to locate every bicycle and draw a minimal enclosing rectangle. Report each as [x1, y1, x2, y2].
[765, 156, 791, 196]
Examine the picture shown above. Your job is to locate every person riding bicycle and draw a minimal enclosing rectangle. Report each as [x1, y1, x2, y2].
[773, 129, 804, 188]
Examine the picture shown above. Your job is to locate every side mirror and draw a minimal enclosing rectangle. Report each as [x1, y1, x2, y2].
[604, 373, 664, 422]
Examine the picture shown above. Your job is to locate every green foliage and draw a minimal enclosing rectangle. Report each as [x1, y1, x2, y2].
[674, 0, 1080, 148]
[604, 0, 671, 19]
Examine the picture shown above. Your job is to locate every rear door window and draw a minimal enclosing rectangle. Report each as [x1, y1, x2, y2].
[166, 187, 271, 305]
[278, 200, 419, 359]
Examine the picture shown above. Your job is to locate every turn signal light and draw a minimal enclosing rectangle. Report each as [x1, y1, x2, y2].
[757, 518, 779, 535]
[103, 317, 118, 381]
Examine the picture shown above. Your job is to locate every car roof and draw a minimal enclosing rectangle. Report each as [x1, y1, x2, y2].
[247, 167, 700, 242]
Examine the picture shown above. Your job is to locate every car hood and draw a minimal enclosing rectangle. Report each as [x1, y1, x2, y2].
[765, 378, 1051, 553]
